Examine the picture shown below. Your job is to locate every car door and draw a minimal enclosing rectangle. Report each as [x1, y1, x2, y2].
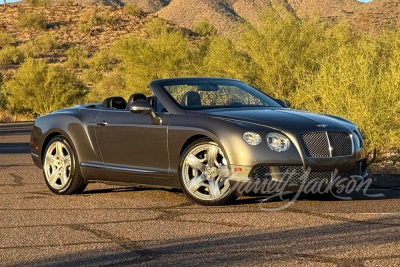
[94, 109, 171, 186]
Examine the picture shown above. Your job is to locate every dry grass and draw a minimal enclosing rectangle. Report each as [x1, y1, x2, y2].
[0, 110, 32, 123]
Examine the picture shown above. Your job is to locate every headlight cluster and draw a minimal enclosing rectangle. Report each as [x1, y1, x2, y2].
[266, 133, 291, 152]
[243, 132, 291, 152]
[243, 132, 262, 146]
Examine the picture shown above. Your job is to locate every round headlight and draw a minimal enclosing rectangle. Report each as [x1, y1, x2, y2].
[266, 133, 290, 152]
[243, 132, 262, 146]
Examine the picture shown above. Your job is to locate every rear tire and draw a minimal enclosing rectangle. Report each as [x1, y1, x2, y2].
[42, 136, 87, 195]
[179, 138, 237, 206]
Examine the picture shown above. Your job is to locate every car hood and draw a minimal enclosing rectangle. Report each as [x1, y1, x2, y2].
[188, 107, 355, 133]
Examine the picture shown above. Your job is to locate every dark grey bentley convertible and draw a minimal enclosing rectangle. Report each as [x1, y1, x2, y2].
[30, 77, 368, 205]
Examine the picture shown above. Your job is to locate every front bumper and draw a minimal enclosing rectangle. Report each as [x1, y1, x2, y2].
[228, 159, 369, 195]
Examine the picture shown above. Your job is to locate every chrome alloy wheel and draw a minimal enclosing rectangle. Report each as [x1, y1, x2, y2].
[182, 144, 231, 201]
[44, 141, 72, 190]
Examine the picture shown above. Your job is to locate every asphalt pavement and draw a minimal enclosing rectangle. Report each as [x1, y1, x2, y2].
[1, 122, 400, 267]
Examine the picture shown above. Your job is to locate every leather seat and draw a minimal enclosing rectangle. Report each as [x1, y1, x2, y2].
[127, 93, 147, 107]
[102, 97, 127, 109]
[180, 91, 202, 107]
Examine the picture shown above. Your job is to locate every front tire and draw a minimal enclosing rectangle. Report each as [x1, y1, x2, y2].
[179, 138, 237, 206]
[43, 136, 87, 195]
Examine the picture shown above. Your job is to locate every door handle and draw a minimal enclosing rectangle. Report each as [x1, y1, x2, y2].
[97, 121, 108, 127]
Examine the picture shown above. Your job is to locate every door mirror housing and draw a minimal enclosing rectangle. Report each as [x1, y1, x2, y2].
[129, 100, 162, 125]
[275, 98, 288, 108]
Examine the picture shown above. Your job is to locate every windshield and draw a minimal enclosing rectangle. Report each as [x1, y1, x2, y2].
[159, 79, 281, 109]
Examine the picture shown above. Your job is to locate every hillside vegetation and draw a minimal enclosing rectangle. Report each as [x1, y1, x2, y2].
[0, 2, 400, 167]
[19, 0, 400, 36]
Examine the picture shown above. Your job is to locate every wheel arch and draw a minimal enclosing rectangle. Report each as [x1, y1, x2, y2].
[34, 111, 102, 169]
[41, 132, 62, 162]
[179, 134, 210, 157]
[178, 133, 231, 167]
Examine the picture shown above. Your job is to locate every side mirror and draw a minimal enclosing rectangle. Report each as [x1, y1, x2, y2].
[129, 100, 162, 125]
[275, 98, 288, 108]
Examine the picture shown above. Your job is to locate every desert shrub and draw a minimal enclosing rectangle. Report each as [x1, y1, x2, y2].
[233, 8, 400, 155]
[65, 46, 88, 68]
[26, 0, 51, 6]
[88, 49, 116, 72]
[18, 41, 40, 58]
[0, 46, 25, 66]
[82, 69, 103, 83]
[291, 28, 400, 153]
[112, 29, 197, 93]
[79, 10, 115, 27]
[0, 32, 14, 48]
[78, 24, 90, 34]
[194, 18, 217, 37]
[123, 4, 145, 17]
[200, 36, 257, 83]
[4, 59, 88, 116]
[18, 12, 47, 30]
[79, 11, 97, 27]
[0, 109, 14, 123]
[145, 17, 169, 37]
[239, 9, 325, 98]
[17, 34, 59, 58]
[78, 10, 115, 34]
[83, 50, 117, 83]
[86, 70, 126, 102]
[34, 33, 60, 52]
[97, 13, 115, 25]
[0, 109, 32, 123]
[0, 73, 5, 109]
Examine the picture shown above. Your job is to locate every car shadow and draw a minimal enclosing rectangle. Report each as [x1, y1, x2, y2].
[80, 175, 400, 209]
[82, 186, 182, 195]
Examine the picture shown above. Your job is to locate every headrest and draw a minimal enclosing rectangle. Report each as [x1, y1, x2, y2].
[181, 91, 202, 107]
[127, 93, 147, 106]
[102, 97, 127, 109]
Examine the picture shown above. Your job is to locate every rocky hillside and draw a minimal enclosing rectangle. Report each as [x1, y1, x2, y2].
[156, 0, 400, 34]
[1, 5, 151, 49]
[0, 4, 190, 80]
[15, 0, 400, 35]
[46, 0, 171, 12]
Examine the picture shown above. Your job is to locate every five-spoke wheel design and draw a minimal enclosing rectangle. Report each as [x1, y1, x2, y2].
[44, 141, 72, 190]
[43, 136, 87, 194]
[180, 139, 236, 205]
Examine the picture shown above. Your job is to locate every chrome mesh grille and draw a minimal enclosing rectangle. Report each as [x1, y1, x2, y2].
[300, 132, 330, 157]
[251, 166, 272, 181]
[250, 160, 366, 185]
[300, 131, 353, 158]
[280, 166, 331, 184]
[328, 132, 353, 157]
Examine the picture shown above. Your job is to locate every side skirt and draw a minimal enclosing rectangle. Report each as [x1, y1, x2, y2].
[86, 180, 181, 190]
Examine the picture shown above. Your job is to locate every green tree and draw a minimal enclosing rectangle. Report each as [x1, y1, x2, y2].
[112, 29, 198, 93]
[4, 59, 88, 116]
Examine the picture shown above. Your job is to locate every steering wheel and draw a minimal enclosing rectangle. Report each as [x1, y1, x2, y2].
[230, 102, 243, 106]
